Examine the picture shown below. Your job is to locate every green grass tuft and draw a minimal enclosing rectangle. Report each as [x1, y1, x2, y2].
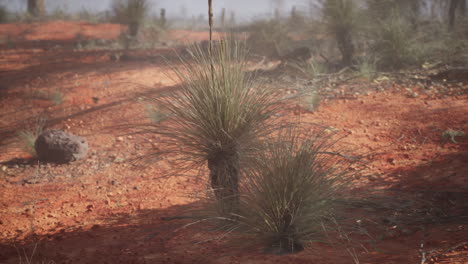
[18, 118, 46, 157]
[233, 127, 355, 254]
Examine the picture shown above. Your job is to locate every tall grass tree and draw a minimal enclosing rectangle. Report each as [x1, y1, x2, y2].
[322, 0, 359, 66]
[142, 39, 284, 215]
[112, 0, 149, 38]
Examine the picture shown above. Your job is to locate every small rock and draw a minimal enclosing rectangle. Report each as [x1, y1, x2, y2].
[116, 136, 124, 142]
[35, 130, 88, 163]
[86, 204, 94, 212]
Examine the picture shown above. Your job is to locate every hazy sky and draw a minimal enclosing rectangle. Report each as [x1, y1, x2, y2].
[1, 0, 310, 20]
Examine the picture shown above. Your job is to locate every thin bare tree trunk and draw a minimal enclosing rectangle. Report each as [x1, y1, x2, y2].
[449, 0, 461, 30]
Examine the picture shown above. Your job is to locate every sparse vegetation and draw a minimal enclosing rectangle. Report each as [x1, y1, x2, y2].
[18, 118, 46, 157]
[50, 91, 64, 105]
[368, 11, 425, 69]
[214, 127, 357, 254]
[356, 55, 377, 80]
[0, 0, 466, 263]
[290, 59, 328, 79]
[31, 90, 65, 105]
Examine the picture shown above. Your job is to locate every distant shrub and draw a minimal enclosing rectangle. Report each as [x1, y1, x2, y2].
[49, 7, 70, 20]
[0, 6, 8, 23]
[322, 0, 360, 66]
[76, 8, 100, 23]
[112, 0, 149, 38]
[247, 18, 294, 59]
[18, 118, 46, 157]
[370, 12, 425, 69]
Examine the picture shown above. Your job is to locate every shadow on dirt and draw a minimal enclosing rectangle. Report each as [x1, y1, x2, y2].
[0, 203, 229, 264]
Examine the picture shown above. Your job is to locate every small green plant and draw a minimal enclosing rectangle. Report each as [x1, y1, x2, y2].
[50, 91, 64, 105]
[369, 11, 425, 69]
[18, 118, 46, 157]
[49, 7, 69, 20]
[31, 90, 64, 105]
[356, 55, 377, 80]
[441, 129, 465, 144]
[233, 128, 354, 254]
[145, 104, 167, 124]
[290, 59, 328, 79]
[76, 8, 100, 23]
[298, 92, 321, 111]
[139, 16, 168, 49]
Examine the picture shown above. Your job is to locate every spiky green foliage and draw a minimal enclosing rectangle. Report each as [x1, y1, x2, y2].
[235, 128, 354, 254]
[146, 40, 283, 215]
[356, 55, 377, 80]
[322, 0, 359, 66]
[290, 59, 328, 79]
[370, 12, 425, 69]
[18, 118, 45, 157]
[366, 0, 421, 23]
[112, 0, 149, 38]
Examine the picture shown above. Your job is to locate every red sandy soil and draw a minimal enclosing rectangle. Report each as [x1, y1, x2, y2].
[0, 21, 467, 264]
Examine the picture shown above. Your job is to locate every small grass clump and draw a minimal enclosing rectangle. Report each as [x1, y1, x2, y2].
[290, 59, 328, 80]
[356, 55, 377, 81]
[234, 128, 354, 254]
[369, 12, 425, 69]
[18, 118, 46, 157]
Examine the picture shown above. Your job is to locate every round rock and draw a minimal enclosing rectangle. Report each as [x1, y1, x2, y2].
[34, 129, 88, 163]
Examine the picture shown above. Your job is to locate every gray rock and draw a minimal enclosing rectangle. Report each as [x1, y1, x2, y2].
[35, 130, 88, 163]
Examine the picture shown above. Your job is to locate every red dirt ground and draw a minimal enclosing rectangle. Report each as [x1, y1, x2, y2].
[0, 21, 467, 264]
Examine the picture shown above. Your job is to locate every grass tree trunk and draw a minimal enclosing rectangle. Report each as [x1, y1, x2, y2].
[207, 0, 240, 215]
[208, 151, 240, 215]
[337, 29, 354, 66]
[160, 8, 167, 28]
[28, 0, 45, 17]
[449, 0, 461, 30]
